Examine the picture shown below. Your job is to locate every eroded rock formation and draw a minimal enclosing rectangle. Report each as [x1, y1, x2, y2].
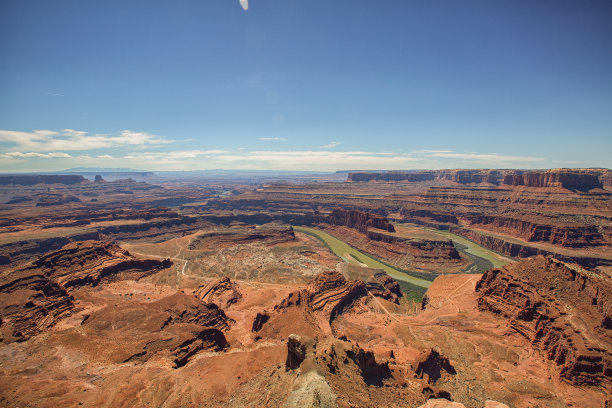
[348, 168, 606, 191]
[476, 256, 612, 386]
[257, 271, 368, 338]
[328, 208, 395, 233]
[366, 271, 403, 303]
[414, 348, 456, 384]
[195, 277, 242, 308]
[0, 268, 75, 343]
[503, 169, 603, 191]
[284, 334, 392, 386]
[82, 292, 231, 368]
[32, 240, 171, 288]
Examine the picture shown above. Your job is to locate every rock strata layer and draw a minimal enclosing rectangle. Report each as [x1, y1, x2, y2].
[476, 256, 612, 387]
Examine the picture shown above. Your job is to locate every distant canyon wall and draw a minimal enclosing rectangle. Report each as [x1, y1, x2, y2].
[0, 175, 86, 185]
[349, 168, 608, 190]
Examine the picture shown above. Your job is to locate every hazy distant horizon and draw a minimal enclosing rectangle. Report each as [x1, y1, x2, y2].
[1, 1, 611, 171]
[1, 166, 610, 176]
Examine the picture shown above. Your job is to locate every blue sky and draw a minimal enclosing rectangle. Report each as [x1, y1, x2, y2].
[1, 0, 611, 171]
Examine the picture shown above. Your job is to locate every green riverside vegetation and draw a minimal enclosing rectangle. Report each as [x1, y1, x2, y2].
[293, 226, 432, 289]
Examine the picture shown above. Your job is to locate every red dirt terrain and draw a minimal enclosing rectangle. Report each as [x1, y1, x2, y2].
[0, 170, 610, 407]
[1, 239, 610, 406]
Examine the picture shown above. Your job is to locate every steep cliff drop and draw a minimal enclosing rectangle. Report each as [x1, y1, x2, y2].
[476, 256, 611, 387]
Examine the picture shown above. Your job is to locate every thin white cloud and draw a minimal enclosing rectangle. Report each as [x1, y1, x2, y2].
[41, 91, 65, 97]
[259, 137, 286, 141]
[111, 149, 545, 171]
[240, 0, 248, 10]
[0, 134, 551, 172]
[411, 149, 454, 154]
[1, 151, 72, 159]
[0, 129, 171, 152]
[113, 150, 420, 171]
[321, 141, 341, 149]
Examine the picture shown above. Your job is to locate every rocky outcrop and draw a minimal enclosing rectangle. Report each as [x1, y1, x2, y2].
[285, 334, 391, 386]
[251, 312, 270, 332]
[0, 240, 173, 343]
[328, 208, 395, 233]
[414, 348, 456, 384]
[436, 169, 504, 185]
[195, 277, 242, 308]
[285, 334, 313, 370]
[366, 272, 402, 303]
[0, 269, 75, 343]
[0, 215, 203, 270]
[276, 271, 367, 321]
[0, 175, 86, 185]
[476, 256, 612, 387]
[32, 240, 171, 288]
[458, 214, 605, 248]
[503, 169, 603, 191]
[305, 271, 368, 321]
[83, 292, 230, 368]
[258, 272, 368, 338]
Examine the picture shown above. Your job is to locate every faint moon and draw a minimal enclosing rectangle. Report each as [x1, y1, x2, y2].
[240, 0, 248, 10]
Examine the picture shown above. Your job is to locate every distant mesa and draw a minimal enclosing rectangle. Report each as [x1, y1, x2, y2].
[348, 168, 608, 191]
[347, 169, 505, 184]
[502, 169, 603, 190]
[0, 174, 86, 185]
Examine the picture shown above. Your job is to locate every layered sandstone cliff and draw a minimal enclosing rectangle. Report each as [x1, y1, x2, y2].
[348, 169, 510, 184]
[475, 256, 612, 387]
[458, 214, 606, 248]
[502, 169, 603, 190]
[32, 240, 171, 288]
[0, 241, 172, 343]
[0, 268, 75, 343]
[328, 208, 395, 233]
[348, 168, 607, 190]
[254, 271, 368, 338]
